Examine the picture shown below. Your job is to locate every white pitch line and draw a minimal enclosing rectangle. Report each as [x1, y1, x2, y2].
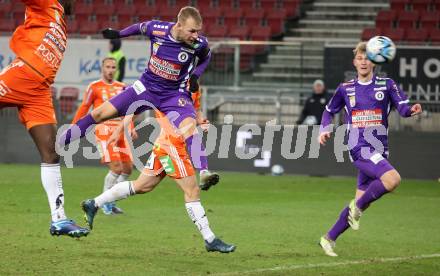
[213, 253, 440, 276]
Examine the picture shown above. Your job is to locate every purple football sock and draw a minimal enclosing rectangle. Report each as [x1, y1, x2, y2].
[60, 114, 96, 146]
[185, 134, 208, 170]
[356, 179, 389, 211]
[327, 207, 350, 241]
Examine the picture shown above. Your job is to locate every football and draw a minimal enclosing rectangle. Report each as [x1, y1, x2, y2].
[271, 164, 284, 176]
[366, 36, 396, 64]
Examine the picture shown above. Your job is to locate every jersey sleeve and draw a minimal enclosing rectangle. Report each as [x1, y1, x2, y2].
[193, 37, 211, 77]
[72, 84, 95, 124]
[320, 86, 345, 133]
[387, 79, 412, 117]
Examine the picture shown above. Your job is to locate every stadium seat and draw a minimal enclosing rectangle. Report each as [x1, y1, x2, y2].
[115, 2, 137, 18]
[59, 87, 80, 116]
[65, 16, 79, 34]
[375, 10, 397, 29]
[249, 25, 272, 41]
[397, 11, 419, 29]
[202, 6, 223, 22]
[405, 28, 429, 43]
[94, 2, 116, 22]
[382, 27, 405, 42]
[390, 0, 411, 11]
[361, 27, 383, 41]
[0, 17, 15, 33]
[99, 17, 121, 30]
[205, 23, 228, 38]
[137, 5, 160, 21]
[74, 2, 94, 22]
[223, 8, 244, 28]
[228, 25, 250, 40]
[419, 11, 439, 32]
[11, 1, 25, 21]
[243, 8, 265, 26]
[266, 8, 287, 35]
[0, 1, 13, 14]
[260, 0, 277, 9]
[412, 0, 433, 12]
[239, 0, 255, 9]
[429, 28, 440, 44]
[282, 0, 300, 17]
[158, 5, 180, 22]
[78, 20, 100, 35]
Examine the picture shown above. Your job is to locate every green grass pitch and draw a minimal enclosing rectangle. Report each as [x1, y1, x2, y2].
[0, 164, 439, 275]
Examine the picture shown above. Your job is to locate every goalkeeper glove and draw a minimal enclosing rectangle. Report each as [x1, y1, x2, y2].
[188, 75, 199, 93]
[102, 28, 120, 39]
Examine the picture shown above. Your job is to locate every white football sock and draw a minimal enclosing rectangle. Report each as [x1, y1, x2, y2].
[41, 163, 67, 222]
[117, 173, 130, 183]
[103, 170, 119, 192]
[185, 201, 215, 243]
[94, 181, 135, 208]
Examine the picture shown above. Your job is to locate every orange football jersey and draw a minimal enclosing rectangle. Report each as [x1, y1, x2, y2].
[10, 0, 67, 85]
[72, 79, 125, 124]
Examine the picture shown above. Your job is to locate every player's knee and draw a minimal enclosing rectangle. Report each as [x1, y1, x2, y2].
[41, 151, 60, 164]
[381, 170, 401, 191]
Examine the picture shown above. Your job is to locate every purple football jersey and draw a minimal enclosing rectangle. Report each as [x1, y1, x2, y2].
[137, 20, 210, 95]
[323, 75, 412, 160]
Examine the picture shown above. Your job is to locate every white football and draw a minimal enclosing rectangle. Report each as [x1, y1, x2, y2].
[366, 36, 396, 64]
[271, 164, 284, 176]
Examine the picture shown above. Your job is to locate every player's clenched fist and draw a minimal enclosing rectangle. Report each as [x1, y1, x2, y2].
[102, 28, 120, 39]
[318, 132, 331, 146]
[410, 103, 422, 116]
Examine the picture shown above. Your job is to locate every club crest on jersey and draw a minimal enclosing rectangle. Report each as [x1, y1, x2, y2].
[178, 97, 188, 106]
[349, 95, 356, 107]
[375, 91, 384, 101]
[178, 52, 189, 62]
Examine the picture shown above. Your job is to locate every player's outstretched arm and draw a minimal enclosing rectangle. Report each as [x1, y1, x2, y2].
[102, 22, 151, 39]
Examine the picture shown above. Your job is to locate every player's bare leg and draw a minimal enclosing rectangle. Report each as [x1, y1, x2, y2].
[29, 124, 89, 237]
[175, 176, 235, 253]
[81, 173, 164, 229]
[179, 117, 219, 191]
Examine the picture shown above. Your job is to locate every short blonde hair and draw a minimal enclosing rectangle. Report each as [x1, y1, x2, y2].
[353, 42, 367, 56]
[177, 6, 202, 24]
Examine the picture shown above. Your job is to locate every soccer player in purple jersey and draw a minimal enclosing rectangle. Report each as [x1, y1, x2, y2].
[60, 6, 217, 189]
[318, 42, 422, 257]
[66, 6, 235, 253]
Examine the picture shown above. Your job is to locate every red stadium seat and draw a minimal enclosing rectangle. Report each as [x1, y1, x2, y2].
[243, 8, 265, 26]
[0, 17, 15, 33]
[239, 0, 255, 9]
[405, 28, 429, 42]
[260, 0, 277, 9]
[205, 23, 228, 38]
[202, 6, 223, 20]
[429, 28, 440, 44]
[223, 8, 244, 27]
[99, 18, 121, 30]
[158, 5, 180, 22]
[137, 5, 160, 21]
[382, 27, 405, 42]
[78, 20, 100, 35]
[361, 27, 383, 41]
[375, 10, 397, 29]
[228, 25, 250, 40]
[0, 1, 13, 14]
[115, 2, 137, 18]
[65, 16, 79, 34]
[249, 25, 272, 40]
[412, 0, 432, 12]
[94, 3, 116, 22]
[390, 0, 411, 11]
[281, 0, 300, 17]
[266, 8, 287, 35]
[419, 11, 439, 31]
[397, 10, 419, 29]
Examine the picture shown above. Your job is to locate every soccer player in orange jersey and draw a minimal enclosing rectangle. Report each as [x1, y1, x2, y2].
[72, 57, 137, 215]
[81, 89, 235, 253]
[0, 0, 89, 237]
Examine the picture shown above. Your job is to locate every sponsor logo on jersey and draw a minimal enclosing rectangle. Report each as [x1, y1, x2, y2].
[181, 47, 195, 54]
[346, 87, 355, 92]
[178, 52, 189, 62]
[374, 86, 387, 91]
[133, 80, 147, 95]
[0, 80, 11, 96]
[159, 155, 175, 174]
[341, 80, 354, 86]
[149, 55, 182, 81]
[352, 109, 382, 128]
[375, 91, 385, 101]
[375, 80, 386, 85]
[152, 30, 166, 36]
